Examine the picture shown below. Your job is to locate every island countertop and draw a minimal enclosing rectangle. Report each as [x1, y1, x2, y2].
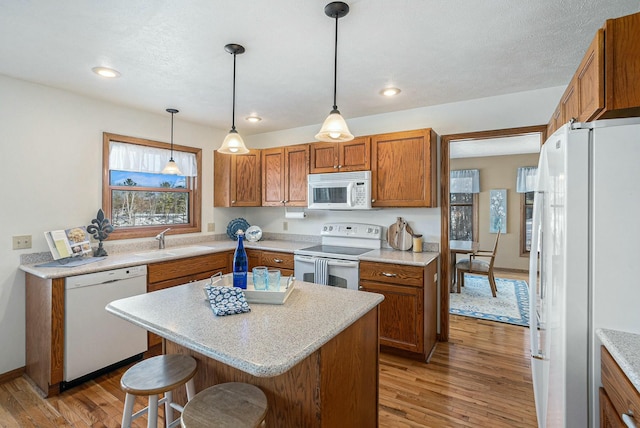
[106, 279, 384, 378]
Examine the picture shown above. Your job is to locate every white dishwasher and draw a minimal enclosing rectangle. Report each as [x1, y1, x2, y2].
[64, 265, 147, 386]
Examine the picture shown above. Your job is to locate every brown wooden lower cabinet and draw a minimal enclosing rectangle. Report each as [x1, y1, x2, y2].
[165, 307, 379, 428]
[600, 346, 640, 427]
[359, 258, 438, 361]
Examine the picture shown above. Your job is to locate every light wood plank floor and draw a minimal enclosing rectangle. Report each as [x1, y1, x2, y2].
[0, 270, 536, 427]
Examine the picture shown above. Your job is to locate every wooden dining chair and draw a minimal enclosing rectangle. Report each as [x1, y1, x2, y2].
[455, 230, 501, 297]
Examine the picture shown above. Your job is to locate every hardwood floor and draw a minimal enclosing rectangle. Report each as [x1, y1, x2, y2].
[0, 270, 536, 427]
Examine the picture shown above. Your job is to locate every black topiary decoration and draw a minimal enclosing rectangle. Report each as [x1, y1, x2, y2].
[87, 209, 115, 257]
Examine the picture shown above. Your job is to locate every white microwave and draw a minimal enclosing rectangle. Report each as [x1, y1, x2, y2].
[307, 171, 372, 210]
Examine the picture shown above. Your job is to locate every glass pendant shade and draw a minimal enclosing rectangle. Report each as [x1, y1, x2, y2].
[162, 159, 182, 175]
[218, 129, 249, 154]
[315, 109, 354, 142]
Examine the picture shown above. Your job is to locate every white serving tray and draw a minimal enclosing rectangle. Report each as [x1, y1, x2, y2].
[207, 272, 296, 305]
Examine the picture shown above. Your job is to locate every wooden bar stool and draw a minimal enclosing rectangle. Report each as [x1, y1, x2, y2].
[180, 382, 268, 428]
[121, 354, 197, 428]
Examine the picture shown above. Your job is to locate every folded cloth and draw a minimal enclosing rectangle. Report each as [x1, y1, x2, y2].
[204, 285, 251, 316]
[314, 258, 329, 286]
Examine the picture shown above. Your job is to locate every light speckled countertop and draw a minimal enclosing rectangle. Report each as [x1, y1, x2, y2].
[20, 240, 440, 279]
[596, 328, 640, 392]
[106, 279, 383, 377]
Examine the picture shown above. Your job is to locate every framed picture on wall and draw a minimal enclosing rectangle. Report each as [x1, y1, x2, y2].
[489, 189, 507, 233]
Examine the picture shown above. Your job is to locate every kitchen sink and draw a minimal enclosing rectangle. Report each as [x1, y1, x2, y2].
[134, 245, 214, 260]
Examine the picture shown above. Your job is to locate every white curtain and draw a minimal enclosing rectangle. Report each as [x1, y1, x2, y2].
[450, 169, 480, 193]
[516, 166, 537, 193]
[109, 141, 198, 176]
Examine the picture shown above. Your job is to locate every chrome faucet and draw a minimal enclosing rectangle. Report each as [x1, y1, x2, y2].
[155, 228, 171, 249]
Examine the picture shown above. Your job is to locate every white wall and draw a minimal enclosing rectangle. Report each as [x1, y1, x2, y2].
[0, 72, 564, 375]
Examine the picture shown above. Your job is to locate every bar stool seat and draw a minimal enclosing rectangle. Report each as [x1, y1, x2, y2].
[181, 382, 268, 428]
[121, 354, 197, 428]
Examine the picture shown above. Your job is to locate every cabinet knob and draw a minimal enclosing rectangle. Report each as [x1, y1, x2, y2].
[338, 165, 342, 168]
[333, 165, 338, 169]
[358, 286, 364, 290]
[371, 199, 376, 203]
[382, 272, 397, 277]
[274, 258, 283, 263]
[231, 200, 236, 204]
[284, 200, 288, 203]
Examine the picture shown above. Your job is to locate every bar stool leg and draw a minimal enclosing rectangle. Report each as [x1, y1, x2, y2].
[148, 394, 159, 428]
[122, 393, 135, 428]
[164, 391, 174, 428]
[185, 378, 196, 401]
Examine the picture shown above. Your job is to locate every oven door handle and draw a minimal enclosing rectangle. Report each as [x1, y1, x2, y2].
[294, 255, 359, 268]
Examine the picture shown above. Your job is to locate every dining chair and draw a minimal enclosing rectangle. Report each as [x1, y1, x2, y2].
[455, 230, 501, 297]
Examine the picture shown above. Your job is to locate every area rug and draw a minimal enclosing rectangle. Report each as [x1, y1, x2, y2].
[450, 274, 530, 327]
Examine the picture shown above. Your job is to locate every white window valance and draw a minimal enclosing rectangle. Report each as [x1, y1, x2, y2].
[109, 141, 198, 176]
[516, 166, 538, 193]
[450, 169, 480, 193]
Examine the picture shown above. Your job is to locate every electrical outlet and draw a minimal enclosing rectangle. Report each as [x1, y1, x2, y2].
[283, 221, 288, 231]
[207, 222, 215, 232]
[13, 235, 32, 250]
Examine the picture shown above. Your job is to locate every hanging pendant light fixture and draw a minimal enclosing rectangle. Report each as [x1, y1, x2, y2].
[315, 1, 354, 143]
[162, 108, 182, 175]
[218, 43, 250, 154]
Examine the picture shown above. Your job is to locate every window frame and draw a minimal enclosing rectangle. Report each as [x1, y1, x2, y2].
[520, 191, 534, 256]
[449, 192, 479, 242]
[102, 132, 202, 240]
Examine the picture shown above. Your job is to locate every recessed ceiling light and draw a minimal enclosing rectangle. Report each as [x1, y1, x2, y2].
[92, 67, 121, 78]
[381, 87, 401, 97]
[245, 115, 262, 123]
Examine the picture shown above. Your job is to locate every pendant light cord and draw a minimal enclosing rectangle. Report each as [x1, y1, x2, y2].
[170, 111, 175, 160]
[332, 14, 339, 112]
[231, 52, 237, 131]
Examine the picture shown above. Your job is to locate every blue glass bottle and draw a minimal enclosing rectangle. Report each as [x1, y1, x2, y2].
[233, 230, 248, 289]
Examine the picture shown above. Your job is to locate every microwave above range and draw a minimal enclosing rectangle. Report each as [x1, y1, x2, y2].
[307, 171, 372, 210]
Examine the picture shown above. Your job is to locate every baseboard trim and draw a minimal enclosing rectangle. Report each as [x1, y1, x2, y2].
[0, 366, 25, 385]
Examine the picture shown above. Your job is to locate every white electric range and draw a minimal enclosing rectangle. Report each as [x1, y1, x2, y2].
[294, 222, 383, 290]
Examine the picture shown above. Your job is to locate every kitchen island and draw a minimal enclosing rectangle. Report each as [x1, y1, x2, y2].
[106, 278, 384, 427]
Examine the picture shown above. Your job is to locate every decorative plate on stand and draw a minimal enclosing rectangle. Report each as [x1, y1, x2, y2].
[226, 218, 250, 240]
[245, 225, 263, 242]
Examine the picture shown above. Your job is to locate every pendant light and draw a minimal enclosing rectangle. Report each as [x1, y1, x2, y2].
[315, 1, 354, 143]
[218, 43, 250, 154]
[162, 108, 182, 175]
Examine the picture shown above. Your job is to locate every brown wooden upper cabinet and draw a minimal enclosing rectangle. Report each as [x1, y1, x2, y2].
[547, 11, 640, 136]
[370, 129, 437, 208]
[261, 144, 309, 207]
[309, 137, 371, 173]
[214, 149, 262, 207]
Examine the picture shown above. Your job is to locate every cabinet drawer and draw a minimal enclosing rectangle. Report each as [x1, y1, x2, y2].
[260, 251, 294, 270]
[148, 253, 228, 284]
[601, 346, 640, 426]
[359, 261, 424, 287]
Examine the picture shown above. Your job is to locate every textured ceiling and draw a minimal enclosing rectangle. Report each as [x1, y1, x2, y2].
[1, 1, 638, 135]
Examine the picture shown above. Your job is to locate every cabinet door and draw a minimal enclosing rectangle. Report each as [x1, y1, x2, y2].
[599, 388, 625, 428]
[261, 147, 285, 206]
[561, 77, 580, 124]
[603, 12, 640, 114]
[359, 280, 424, 353]
[284, 144, 309, 207]
[214, 150, 261, 207]
[310, 142, 339, 173]
[371, 129, 436, 207]
[338, 137, 370, 172]
[577, 29, 604, 121]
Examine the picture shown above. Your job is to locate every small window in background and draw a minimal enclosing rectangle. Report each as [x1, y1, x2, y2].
[520, 191, 534, 255]
[102, 133, 202, 240]
[450, 193, 478, 241]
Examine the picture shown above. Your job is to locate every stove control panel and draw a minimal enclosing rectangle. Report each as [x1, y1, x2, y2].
[320, 223, 383, 239]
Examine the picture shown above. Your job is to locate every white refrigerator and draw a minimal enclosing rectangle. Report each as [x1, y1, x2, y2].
[529, 117, 640, 428]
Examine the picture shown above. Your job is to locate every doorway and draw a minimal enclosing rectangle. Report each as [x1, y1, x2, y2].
[439, 125, 547, 341]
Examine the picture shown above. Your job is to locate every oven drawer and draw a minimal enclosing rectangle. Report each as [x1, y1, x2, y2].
[359, 261, 424, 287]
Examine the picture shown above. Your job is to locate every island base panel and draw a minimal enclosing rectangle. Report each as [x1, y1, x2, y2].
[165, 307, 379, 428]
